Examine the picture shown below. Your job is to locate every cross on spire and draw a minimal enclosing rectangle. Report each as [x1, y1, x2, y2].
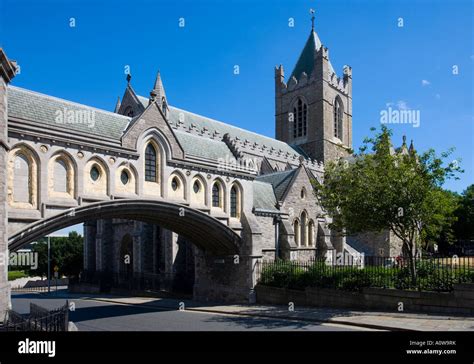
[310, 8, 315, 30]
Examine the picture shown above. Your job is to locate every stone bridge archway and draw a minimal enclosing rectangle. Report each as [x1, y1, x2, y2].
[8, 199, 242, 255]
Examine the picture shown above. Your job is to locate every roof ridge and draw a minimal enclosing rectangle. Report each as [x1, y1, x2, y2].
[9, 86, 132, 120]
[168, 105, 297, 150]
[256, 169, 295, 178]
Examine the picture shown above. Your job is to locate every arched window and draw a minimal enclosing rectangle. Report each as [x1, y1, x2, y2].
[191, 176, 206, 205]
[230, 185, 241, 218]
[84, 158, 108, 196]
[300, 187, 306, 200]
[334, 97, 343, 140]
[294, 219, 300, 246]
[212, 181, 223, 208]
[145, 143, 157, 182]
[13, 153, 31, 203]
[9, 145, 39, 209]
[300, 211, 308, 247]
[53, 159, 68, 193]
[308, 220, 315, 247]
[292, 98, 308, 139]
[168, 172, 185, 200]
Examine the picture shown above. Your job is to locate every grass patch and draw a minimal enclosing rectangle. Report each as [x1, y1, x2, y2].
[8, 270, 28, 281]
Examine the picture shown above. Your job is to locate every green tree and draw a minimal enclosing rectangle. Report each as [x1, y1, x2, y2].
[453, 184, 474, 241]
[28, 231, 84, 279]
[313, 126, 462, 284]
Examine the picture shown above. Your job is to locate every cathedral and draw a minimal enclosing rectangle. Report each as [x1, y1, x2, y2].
[0, 22, 403, 302]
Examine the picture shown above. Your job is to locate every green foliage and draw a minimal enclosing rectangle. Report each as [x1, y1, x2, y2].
[27, 231, 84, 278]
[312, 126, 463, 282]
[453, 184, 474, 241]
[8, 270, 27, 281]
[259, 260, 474, 292]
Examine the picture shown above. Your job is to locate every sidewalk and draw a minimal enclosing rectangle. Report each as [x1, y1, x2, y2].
[75, 294, 474, 331]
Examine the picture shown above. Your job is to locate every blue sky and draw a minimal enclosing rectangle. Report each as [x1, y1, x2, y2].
[1, 0, 472, 233]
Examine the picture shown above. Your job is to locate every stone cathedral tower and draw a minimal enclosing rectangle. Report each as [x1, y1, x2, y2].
[275, 20, 353, 164]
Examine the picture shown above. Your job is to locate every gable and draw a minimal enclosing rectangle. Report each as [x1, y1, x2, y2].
[121, 102, 184, 159]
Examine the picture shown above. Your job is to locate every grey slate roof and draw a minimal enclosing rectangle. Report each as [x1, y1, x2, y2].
[253, 181, 279, 212]
[8, 86, 131, 140]
[256, 169, 297, 201]
[7, 85, 305, 164]
[174, 129, 237, 162]
[290, 30, 335, 80]
[137, 95, 302, 158]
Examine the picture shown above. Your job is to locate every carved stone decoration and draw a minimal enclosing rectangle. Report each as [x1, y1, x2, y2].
[40, 145, 48, 153]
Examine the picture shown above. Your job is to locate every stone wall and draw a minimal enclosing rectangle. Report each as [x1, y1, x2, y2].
[256, 284, 474, 315]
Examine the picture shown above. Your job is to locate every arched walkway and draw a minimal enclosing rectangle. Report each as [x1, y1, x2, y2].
[8, 199, 241, 255]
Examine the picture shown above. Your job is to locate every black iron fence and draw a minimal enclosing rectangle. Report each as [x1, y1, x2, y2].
[11, 278, 69, 293]
[79, 268, 194, 294]
[256, 255, 474, 292]
[1, 301, 69, 331]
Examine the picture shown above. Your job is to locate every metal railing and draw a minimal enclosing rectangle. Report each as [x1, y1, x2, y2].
[256, 255, 474, 292]
[1, 301, 69, 332]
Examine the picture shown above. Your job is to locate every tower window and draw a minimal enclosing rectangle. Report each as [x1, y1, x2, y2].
[292, 98, 308, 139]
[145, 143, 157, 182]
[334, 97, 343, 140]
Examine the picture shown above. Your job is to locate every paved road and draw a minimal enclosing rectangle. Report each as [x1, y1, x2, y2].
[11, 291, 367, 331]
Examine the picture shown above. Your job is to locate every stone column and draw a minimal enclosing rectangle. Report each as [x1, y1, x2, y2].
[83, 220, 97, 275]
[0, 49, 16, 320]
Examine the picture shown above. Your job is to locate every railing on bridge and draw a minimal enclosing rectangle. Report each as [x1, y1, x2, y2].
[1, 301, 69, 332]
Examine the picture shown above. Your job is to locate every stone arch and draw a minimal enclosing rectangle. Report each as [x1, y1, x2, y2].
[9, 199, 241, 255]
[168, 170, 186, 201]
[229, 181, 243, 219]
[190, 174, 207, 206]
[211, 177, 225, 210]
[48, 150, 76, 199]
[8, 143, 39, 209]
[115, 162, 138, 196]
[84, 156, 109, 197]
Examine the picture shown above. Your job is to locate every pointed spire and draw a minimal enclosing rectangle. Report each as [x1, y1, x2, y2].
[114, 97, 121, 113]
[399, 135, 409, 155]
[409, 139, 415, 154]
[150, 71, 166, 103]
